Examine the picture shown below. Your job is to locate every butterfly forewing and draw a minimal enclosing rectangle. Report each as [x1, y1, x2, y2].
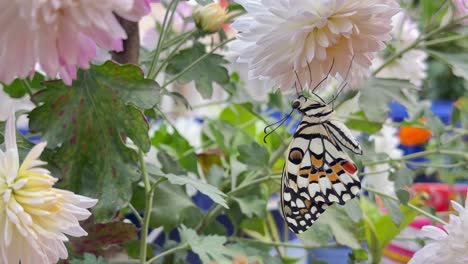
[281, 105, 361, 234]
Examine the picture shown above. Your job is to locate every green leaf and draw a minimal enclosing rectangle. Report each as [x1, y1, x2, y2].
[232, 195, 267, 217]
[381, 197, 404, 225]
[166, 43, 229, 99]
[237, 142, 270, 168]
[195, 0, 213, 5]
[345, 111, 383, 134]
[315, 206, 361, 249]
[180, 226, 237, 263]
[70, 254, 107, 264]
[359, 78, 417, 122]
[165, 174, 229, 208]
[420, 0, 438, 26]
[349, 249, 369, 264]
[396, 189, 410, 205]
[391, 166, 414, 190]
[28, 61, 160, 221]
[429, 50, 468, 81]
[152, 124, 198, 174]
[70, 220, 138, 257]
[157, 150, 186, 175]
[343, 200, 363, 223]
[146, 182, 203, 231]
[2, 72, 45, 98]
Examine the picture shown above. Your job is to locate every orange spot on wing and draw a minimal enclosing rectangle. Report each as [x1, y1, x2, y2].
[311, 156, 323, 168]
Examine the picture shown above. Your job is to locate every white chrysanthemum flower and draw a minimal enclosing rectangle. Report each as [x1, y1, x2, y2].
[363, 122, 403, 195]
[230, 0, 400, 91]
[0, 0, 150, 85]
[409, 195, 468, 264]
[373, 12, 427, 86]
[0, 115, 97, 264]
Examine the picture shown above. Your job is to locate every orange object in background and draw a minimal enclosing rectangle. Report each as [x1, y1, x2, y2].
[399, 124, 432, 146]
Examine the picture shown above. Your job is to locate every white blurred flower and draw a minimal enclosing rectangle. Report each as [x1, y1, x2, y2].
[409, 194, 468, 264]
[230, 0, 400, 91]
[0, 0, 150, 85]
[0, 89, 34, 124]
[373, 12, 427, 86]
[363, 122, 403, 195]
[0, 115, 97, 264]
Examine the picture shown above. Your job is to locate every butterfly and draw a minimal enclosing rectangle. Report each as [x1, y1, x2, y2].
[280, 94, 362, 233]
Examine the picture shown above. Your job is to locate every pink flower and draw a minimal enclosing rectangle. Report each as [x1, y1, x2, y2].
[454, 0, 468, 24]
[0, 0, 151, 85]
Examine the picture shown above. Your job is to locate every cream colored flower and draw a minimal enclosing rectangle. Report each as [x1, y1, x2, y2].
[194, 3, 228, 33]
[409, 194, 468, 264]
[373, 12, 427, 86]
[230, 0, 400, 91]
[0, 115, 97, 264]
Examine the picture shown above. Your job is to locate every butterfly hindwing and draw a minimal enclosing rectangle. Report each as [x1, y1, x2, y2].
[281, 120, 361, 233]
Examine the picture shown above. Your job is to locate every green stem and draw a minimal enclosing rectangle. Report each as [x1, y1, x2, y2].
[21, 80, 37, 105]
[362, 186, 448, 225]
[231, 238, 339, 250]
[372, 14, 468, 76]
[153, 30, 196, 78]
[128, 203, 143, 224]
[146, 243, 189, 263]
[139, 149, 154, 264]
[161, 38, 235, 89]
[424, 34, 468, 46]
[363, 149, 467, 166]
[148, 0, 180, 79]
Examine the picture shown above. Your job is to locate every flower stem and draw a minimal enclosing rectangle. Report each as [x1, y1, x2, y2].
[161, 38, 235, 89]
[362, 186, 448, 225]
[147, 0, 180, 79]
[139, 149, 154, 264]
[146, 243, 189, 263]
[372, 14, 468, 76]
[128, 203, 143, 224]
[231, 237, 339, 250]
[363, 149, 467, 166]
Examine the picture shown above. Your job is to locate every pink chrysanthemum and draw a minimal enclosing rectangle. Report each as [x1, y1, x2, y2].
[230, 0, 400, 91]
[0, 0, 151, 85]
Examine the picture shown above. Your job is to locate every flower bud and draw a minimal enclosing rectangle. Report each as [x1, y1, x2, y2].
[193, 3, 228, 33]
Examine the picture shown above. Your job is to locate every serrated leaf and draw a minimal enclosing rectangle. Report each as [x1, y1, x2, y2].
[70, 220, 138, 257]
[165, 174, 229, 208]
[28, 61, 160, 221]
[70, 254, 107, 264]
[180, 226, 237, 264]
[381, 197, 404, 225]
[232, 195, 267, 217]
[359, 78, 417, 122]
[429, 50, 468, 81]
[345, 111, 383, 134]
[166, 43, 229, 99]
[237, 142, 269, 168]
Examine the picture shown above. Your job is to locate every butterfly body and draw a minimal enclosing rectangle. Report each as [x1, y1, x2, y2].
[281, 95, 362, 233]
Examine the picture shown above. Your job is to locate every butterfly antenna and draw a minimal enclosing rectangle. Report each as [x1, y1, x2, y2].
[307, 61, 313, 88]
[263, 109, 294, 143]
[294, 71, 304, 93]
[311, 58, 335, 93]
[328, 55, 355, 106]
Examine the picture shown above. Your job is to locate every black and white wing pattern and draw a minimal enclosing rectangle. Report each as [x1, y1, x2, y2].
[280, 121, 361, 233]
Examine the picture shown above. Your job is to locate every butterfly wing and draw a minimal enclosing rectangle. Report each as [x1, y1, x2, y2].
[281, 122, 361, 233]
